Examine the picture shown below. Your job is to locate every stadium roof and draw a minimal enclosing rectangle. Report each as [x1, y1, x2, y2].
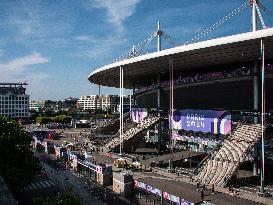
[88, 28, 273, 89]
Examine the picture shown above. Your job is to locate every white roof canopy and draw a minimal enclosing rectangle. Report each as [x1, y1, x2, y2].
[88, 28, 273, 89]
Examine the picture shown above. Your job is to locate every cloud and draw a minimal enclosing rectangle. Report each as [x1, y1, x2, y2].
[0, 0, 73, 45]
[0, 52, 49, 84]
[0, 52, 50, 98]
[0, 49, 3, 57]
[0, 52, 49, 72]
[73, 35, 99, 43]
[93, 0, 140, 32]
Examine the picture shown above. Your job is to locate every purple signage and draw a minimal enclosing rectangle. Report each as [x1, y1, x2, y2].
[131, 108, 148, 123]
[146, 184, 162, 196]
[134, 180, 196, 205]
[180, 199, 194, 205]
[171, 109, 231, 135]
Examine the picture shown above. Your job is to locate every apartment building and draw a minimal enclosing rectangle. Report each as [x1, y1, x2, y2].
[77, 95, 122, 112]
[0, 83, 29, 118]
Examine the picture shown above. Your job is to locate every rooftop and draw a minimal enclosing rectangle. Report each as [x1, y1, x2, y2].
[89, 28, 273, 89]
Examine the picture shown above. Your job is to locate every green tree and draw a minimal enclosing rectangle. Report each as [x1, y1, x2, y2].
[33, 190, 81, 205]
[52, 115, 72, 124]
[36, 116, 52, 126]
[0, 117, 41, 190]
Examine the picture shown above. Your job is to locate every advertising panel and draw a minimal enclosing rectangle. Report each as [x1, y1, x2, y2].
[171, 109, 231, 135]
[138, 181, 147, 189]
[131, 108, 148, 123]
[134, 179, 138, 188]
[146, 184, 162, 196]
[133, 180, 194, 204]
[96, 165, 103, 174]
[180, 199, 194, 205]
[163, 191, 171, 200]
[170, 194, 180, 203]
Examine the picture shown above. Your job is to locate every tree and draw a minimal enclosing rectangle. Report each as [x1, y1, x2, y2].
[0, 117, 41, 191]
[33, 190, 81, 205]
[36, 116, 52, 125]
[53, 115, 72, 124]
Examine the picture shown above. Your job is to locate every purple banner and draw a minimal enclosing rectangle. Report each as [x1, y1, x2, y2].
[131, 108, 148, 123]
[171, 109, 231, 135]
[146, 184, 162, 196]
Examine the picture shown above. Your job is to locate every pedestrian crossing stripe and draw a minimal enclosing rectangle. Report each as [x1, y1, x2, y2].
[40, 181, 49, 188]
[48, 181, 55, 186]
[43, 181, 51, 187]
[23, 181, 55, 191]
[30, 183, 38, 189]
[35, 182, 43, 189]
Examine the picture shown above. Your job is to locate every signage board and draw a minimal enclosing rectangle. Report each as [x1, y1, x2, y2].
[171, 109, 231, 135]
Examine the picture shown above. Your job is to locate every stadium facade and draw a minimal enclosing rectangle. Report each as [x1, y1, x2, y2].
[88, 2, 273, 199]
[89, 28, 273, 111]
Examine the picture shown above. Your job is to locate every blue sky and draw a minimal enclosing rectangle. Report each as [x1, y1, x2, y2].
[0, 0, 272, 100]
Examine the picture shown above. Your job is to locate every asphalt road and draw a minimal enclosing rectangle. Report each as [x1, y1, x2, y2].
[37, 152, 130, 205]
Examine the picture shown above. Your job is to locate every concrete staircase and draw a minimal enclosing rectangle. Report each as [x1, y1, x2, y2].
[105, 116, 160, 152]
[194, 123, 263, 187]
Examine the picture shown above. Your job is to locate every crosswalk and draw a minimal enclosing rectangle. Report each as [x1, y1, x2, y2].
[22, 180, 55, 191]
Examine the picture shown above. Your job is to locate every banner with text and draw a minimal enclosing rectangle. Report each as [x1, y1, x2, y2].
[171, 109, 231, 135]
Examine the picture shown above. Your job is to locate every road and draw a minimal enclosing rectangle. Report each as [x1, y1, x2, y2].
[37, 152, 129, 205]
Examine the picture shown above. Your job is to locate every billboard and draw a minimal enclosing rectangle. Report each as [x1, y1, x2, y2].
[146, 184, 162, 196]
[171, 109, 231, 135]
[134, 180, 195, 205]
[131, 108, 148, 123]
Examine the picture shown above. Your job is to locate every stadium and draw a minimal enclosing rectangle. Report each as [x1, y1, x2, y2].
[88, 1, 273, 205]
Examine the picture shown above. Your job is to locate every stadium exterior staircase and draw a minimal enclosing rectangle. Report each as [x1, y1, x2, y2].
[91, 112, 130, 135]
[104, 115, 160, 152]
[194, 123, 263, 187]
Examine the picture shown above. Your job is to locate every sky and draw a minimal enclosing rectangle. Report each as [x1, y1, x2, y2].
[0, 0, 273, 100]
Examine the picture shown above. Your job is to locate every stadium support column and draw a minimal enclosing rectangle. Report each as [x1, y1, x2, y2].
[119, 67, 124, 156]
[252, 0, 259, 176]
[157, 74, 161, 152]
[157, 74, 161, 108]
[133, 82, 136, 106]
[169, 56, 174, 172]
[129, 89, 132, 112]
[253, 60, 259, 176]
[260, 38, 265, 194]
[253, 61, 259, 124]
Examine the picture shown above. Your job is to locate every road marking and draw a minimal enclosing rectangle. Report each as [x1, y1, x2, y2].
[44, 181, 52, 187]
[39, 181, 48, 188]
[48, 181, 55, 186]
[30, 183, 39, 190]
[35, 182, 43, 189]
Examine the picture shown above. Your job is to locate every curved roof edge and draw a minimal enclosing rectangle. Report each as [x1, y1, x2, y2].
[89, 28, 273, 80]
